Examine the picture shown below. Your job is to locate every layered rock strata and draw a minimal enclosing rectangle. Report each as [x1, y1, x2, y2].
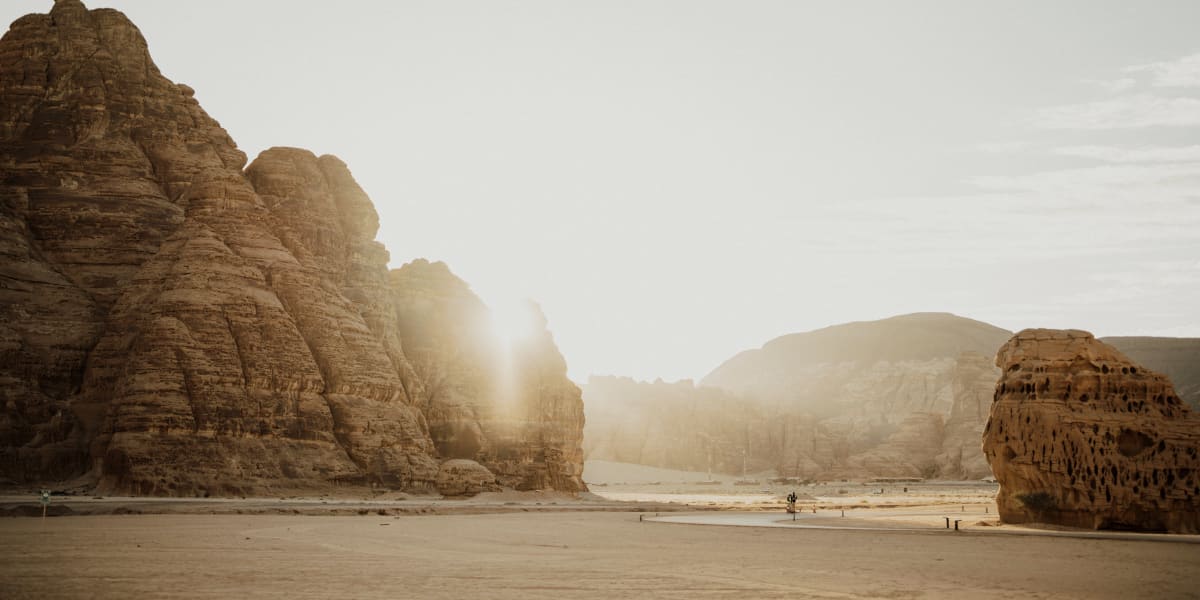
[0, 1, 584, 496]
[983, 329, 1200, 533]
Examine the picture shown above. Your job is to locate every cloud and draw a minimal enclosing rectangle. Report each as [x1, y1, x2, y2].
[1053, 144, 1200, 163]
[968, 162, 1200, 195]
[975, 140, 1030, 154]
[1035, 94, 1200, 129]
[1084, 77, 1138, 93]
[1124, 52, 1200, 88]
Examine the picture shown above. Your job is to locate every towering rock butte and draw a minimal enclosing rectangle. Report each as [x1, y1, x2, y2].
[983, 329, 1200, 533]
[0, 1, 585, 496]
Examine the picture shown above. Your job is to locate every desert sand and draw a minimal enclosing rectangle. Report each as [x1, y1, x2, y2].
[3, 504, 1199, 599]
[3, 463, 1197, 598]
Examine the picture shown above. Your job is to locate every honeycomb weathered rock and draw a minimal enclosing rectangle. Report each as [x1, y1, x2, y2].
[983, 329, 1200, 533]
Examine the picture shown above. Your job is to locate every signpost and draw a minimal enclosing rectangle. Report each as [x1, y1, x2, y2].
[39, 489, 50, 520]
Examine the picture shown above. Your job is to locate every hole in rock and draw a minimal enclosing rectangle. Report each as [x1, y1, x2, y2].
[1117, 429, 1154, 458]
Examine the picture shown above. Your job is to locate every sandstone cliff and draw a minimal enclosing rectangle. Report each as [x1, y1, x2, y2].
[983, 329, 1200, 533]
[390, 260, 585, 492]
[0, 1, 584, 496]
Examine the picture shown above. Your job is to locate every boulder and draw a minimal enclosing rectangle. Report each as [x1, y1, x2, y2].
[983, 329, 1200, 533]
[436, 459, 500, 497]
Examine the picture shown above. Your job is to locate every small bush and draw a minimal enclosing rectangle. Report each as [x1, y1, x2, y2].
[1016, 491, 1056, 515]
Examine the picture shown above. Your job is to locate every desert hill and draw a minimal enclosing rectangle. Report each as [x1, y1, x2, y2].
[703, 312, 1012, 405]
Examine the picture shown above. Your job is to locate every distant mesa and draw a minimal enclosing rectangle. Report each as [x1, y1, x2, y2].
[0, 1, 583, 497]
[587, 313, 1011, 481]
[983, 329, 1200, 533]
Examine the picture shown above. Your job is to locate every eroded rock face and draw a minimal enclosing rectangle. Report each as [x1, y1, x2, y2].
[1, 0, 242, 481]
[983, 329, 1200, 533]
[0, 1, 584, 496]
[390, 260, 586, 492]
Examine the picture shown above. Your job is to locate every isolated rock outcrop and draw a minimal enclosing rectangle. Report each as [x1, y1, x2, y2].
[0, 1, 584, 496]
[983, 329, 1200, 533]
[436, 459, 500, 497]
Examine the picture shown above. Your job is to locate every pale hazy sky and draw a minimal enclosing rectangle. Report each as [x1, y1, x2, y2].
[5, 1, 1199, 381]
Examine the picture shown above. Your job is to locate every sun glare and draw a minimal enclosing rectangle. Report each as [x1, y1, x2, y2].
[488, 297, 539, 347]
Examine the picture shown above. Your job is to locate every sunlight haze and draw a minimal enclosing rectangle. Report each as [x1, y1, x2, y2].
[5, 0, 1197, 382]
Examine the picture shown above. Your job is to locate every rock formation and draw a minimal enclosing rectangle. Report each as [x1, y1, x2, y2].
[0, 1, 584, 496]
[436, 459, 501, 497]
[390, 260, 585, 492]
[983, 329, 1200, 533]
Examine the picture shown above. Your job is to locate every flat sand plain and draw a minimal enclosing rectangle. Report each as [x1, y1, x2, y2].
[3, 466, 1197, 598]
[3, 507, 1199, 599]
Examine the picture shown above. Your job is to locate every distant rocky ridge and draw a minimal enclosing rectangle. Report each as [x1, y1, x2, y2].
[589, 314, 1199, 481]
[695, 313, 1007, 479]
[586, 315, 1006, 479]
[0, 1, 583, 496]
[983, 329, 1199, 533]
[583, 377, 758, 475]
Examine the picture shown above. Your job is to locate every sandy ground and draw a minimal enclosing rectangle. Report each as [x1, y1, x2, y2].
[3, 464, 1196, 598]
[584, 460, 1001, 510]
[3, 510, 1199, 599]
